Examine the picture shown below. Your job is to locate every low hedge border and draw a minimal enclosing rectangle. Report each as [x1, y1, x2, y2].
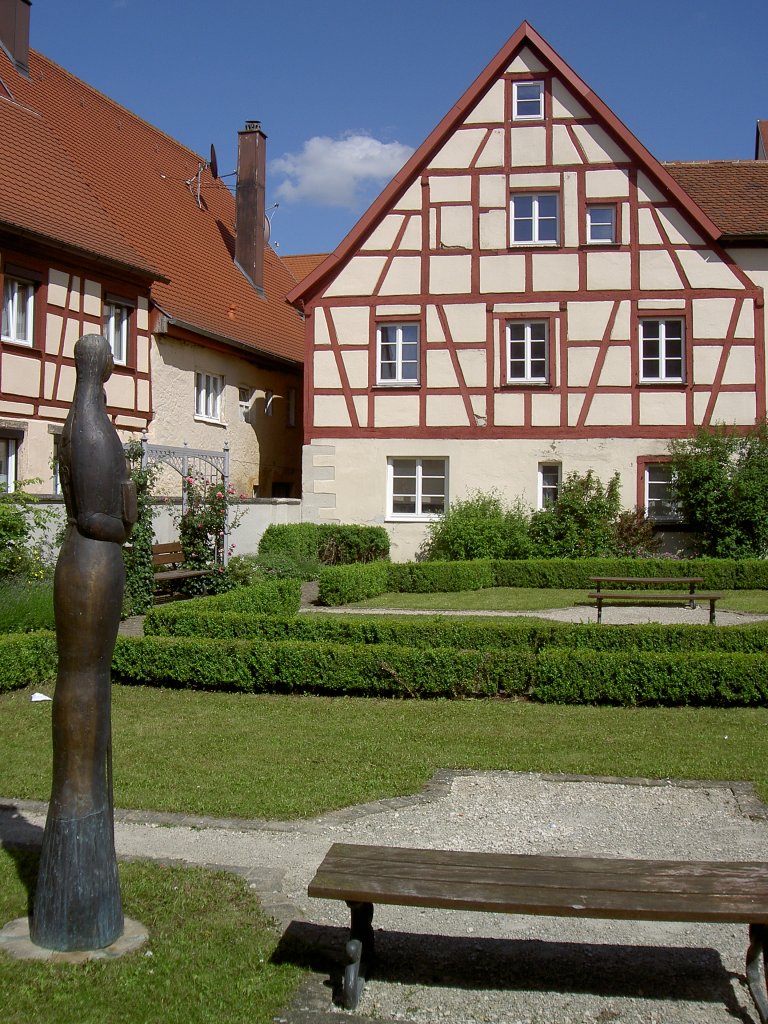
[168, 578, 302, 617]
[258, 523, 390, 564]
[3, 631, 768, 706]
[317, 557, 768, 605]
[112, 635, 531, 698]
[144, 608, 768, 655]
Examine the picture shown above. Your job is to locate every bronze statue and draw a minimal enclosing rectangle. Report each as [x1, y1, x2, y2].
[31, 335, 137, 951]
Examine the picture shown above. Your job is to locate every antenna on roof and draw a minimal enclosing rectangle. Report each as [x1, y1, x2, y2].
[186, 144, 220, 208]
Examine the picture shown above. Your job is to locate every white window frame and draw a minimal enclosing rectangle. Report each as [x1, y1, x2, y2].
[377, 322, 420, 385]
[640, 319, 684, 383]
[195, 372, 223, 422]
[645, 463, 681, 522]
[586, 204, 616, 244]
[511, 193, 559, 245]
[104, 300, 130, 365]
[387, 457, 448, 521]
[238, 387, 252, 423]
[506, 320, 549, 384]
[0, 437, 17, 493]
[2, 276, 35, 347]
[538, 463, 561, 508]
[513, 80, 544, 120]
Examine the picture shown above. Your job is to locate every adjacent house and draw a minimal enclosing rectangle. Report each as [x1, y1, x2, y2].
[0, 0, 303, 500]
[288, 22, 768, 560]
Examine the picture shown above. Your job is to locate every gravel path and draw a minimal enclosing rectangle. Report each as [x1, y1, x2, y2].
[4, 771, 768, 1024]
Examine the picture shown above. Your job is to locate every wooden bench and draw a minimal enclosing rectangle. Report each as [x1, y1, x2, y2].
[308, 842, 768, 1019]
[587, 576, 722, 624]
[151, 541, 214, 590]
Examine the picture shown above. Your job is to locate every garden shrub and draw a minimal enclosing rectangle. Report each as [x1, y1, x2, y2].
[144, 608, 768, 655]
[531, 649, 768, 706]
[0, 480, 55, 579]
[528, 471, 622, 558]
[0, 631, 57, 691]
[419, 490, 531, 561]
[182, 578, 301, 616]
[387, 559, 496, 594]
[112, 635, 532, 698]
[669, 421, 768, 558]
[317, 562, 390, 606]
[259, 523, 389, 566]
[122, 440, 158, 616]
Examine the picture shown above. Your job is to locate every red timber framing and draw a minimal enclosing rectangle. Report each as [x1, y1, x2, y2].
[0, 246, 153, 429]
[290, 22, 765, 447]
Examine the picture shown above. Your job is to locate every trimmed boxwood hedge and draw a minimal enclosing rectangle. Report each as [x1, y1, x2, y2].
[531, 649, 768, 706]
[144, 608, 768, 655]
[259, 523, 390, 564]
[0, 631, 57, 692]
[171, 578, 302, 617]
[317, 557, 768, 605]
[111, 635, 531, 698]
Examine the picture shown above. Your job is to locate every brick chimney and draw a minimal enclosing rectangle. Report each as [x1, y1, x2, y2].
[235, 120, 266, 297]
[0, 0, 31, 76]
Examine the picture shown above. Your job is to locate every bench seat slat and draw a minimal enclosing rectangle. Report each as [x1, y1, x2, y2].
[588, 591, 722, 600]
[589, 577, 704, 586]
[153, 568, 212, 582]
[309, 844, 768, 923]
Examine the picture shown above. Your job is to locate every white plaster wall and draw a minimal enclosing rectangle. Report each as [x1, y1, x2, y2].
[303, 436, 679, 561]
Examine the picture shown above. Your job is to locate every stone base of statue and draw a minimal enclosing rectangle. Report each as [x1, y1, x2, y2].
[31, 801, 122, 951]
[0, 915, 147, 963]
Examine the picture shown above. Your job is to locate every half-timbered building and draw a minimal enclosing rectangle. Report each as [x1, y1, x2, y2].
[288, 22, 768, 560]
[0, 1, 303, 499]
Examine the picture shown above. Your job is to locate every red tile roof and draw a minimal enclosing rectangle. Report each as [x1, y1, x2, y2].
[665, 161, 768, 240]
[281, 253, 330, 284]
[0, 49, 303, 365]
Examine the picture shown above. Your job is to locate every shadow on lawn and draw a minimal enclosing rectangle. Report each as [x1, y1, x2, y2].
[0, 805, 42, 916]
[272, 920, 751, 1020]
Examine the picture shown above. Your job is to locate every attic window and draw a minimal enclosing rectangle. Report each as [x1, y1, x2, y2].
[513, 80, 544, 120]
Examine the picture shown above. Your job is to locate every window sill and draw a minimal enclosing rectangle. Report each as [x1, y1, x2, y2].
[1, 336, 34, 348]
[509, 241, 559, 248]
[497, 381, 552, 389]
[386, 514, 442, 523]
[638, 380, 685, 387]
[193, 415, 227, 427]
[375, 381, 421, 389]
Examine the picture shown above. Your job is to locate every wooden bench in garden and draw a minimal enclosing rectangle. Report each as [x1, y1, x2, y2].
[151, 541, 213, 591]
[308, 842, 768, 1019]
[587, 576, 722, 624]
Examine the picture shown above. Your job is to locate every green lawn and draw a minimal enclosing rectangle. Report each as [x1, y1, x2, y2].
[0, 854, 301, 1024]
[344, 586, 768, 615]
[2, 687, 768, 816]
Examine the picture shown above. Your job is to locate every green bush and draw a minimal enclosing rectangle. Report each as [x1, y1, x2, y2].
[145, 608, 768, 656]
[180, 578, 301, 616]
[0, 631, 57, 691]
[112, 635, 531, 698]
[532, 649, 768, 706]
[387, 560, 496, 594]
[317, 562, 390, 606]
[529, 471, 622, 558]
[0, 577, 55, 633]
[121, 440, 158, 616]
[259, 524, 389, 566]
[419, 490, 531, 561]
[669, 421, 768, 558]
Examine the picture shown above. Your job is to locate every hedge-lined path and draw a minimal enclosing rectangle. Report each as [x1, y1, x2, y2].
[3, 770, 768, 1024]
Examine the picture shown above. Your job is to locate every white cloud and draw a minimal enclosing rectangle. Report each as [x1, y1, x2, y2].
[271, 133, 414, 209]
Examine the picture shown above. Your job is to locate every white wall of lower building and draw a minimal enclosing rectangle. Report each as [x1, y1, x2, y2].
[303, 437, 675, 562]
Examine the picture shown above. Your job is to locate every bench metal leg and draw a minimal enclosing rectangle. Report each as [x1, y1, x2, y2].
[343, 901, 374, 1010]
[709, 599, 716, 625]
[596, 598, 603, 624]
[747, 924, 768, 1023]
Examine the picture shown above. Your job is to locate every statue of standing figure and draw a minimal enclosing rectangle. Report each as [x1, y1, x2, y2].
[31, 334, 137, 951]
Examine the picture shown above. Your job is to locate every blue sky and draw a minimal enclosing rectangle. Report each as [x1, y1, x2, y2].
[28, 0, 768, 256]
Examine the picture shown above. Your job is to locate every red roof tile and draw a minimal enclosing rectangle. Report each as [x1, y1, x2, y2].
[0, 49, 303, 365]
[665, 161, 768, 240]
[281, 253, 330, 284]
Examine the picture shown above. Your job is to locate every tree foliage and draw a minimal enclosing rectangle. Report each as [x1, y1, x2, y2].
[122, 440, 158, 616]
[668, 421, 768, 558]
